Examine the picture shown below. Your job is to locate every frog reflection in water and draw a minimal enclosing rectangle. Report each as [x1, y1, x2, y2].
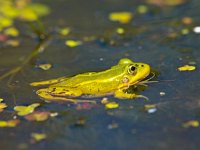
[30, 58, 151, 103]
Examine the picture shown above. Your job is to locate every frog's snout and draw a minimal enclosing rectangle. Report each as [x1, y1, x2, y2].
[135, 63, 151, 81]
[142, 64, 150, 77]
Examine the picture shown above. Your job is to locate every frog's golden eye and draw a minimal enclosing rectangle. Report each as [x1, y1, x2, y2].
[128, 65, 136, 74]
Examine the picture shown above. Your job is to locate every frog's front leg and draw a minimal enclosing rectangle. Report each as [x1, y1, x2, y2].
[114, 89, 148, 100]
[36, 87, 95, 103]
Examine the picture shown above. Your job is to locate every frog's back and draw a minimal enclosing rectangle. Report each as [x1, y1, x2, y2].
[52, 65, 126, 87]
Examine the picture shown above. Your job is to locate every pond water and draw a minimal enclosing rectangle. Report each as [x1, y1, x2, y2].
[0, 0, 200, 150]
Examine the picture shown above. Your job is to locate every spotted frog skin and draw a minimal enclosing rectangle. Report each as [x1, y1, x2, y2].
[30, 58, 150, 103]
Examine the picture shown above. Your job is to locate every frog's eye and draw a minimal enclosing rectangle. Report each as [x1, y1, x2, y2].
[128, 65, 136, 74]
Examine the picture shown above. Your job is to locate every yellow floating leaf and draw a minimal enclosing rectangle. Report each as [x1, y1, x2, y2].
[181, 28, 189, 35]
[0, 121, 7, 127]
[19, 8, 38, 21]
[14, 103, 40, 116]
[59, 27, 70, 36]
[183, 120, 199, 128]
[0, 17, 13, 28]
[109, 12, 133, 24]
[25, 112, 50, 121]
[182, 17, 193, 25]
[4, 27, 19, 37]
[0, 98, 7, 112]
[0, 0, 50, 31]
[65, 40, 82, 47]
[116, 27, 125, 34]
[31, 133, 46, 142]
[1, 5, 19, 18]
[178, 65, 196, 71]
[6, 40, 20, 47]
[144, 104, 156, 109]
[0, 103, 7, 109]
[26, 3, 50, 16]
[38, 63, 52, 70]
[105, 102, 119, 109]
[7, 120, 20, 127]
[0, 119, 20, 127]
[137, 5, 148, 14]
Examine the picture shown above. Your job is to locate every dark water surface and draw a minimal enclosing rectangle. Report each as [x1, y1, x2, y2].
[0, 0, 200, 150]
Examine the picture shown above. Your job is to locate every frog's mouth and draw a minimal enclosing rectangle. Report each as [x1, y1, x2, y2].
[135, 72, 157, 86]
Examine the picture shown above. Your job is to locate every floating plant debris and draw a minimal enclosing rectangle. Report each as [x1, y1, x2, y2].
[109, 12, 133, 24]
[178, 65, 196, 71]
[14, 103, 40, 116]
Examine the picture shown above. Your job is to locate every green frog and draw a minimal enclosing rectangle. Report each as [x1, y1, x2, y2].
[30, 58, 150, 103]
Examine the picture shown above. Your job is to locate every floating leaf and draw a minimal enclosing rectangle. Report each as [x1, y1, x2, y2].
[181, 28, 189, 35]
[14, 103, 40, 116]
[65, 40, 82, 47]
[137, 5, 148, 14]
[31, 133, 46, 142]
[0, 103, 7, 112]
[109, 12, 133, 24]
[105, 102, 119, 109]
[116, 27, 125, 34]
[0, 98, 7, 112]
[4, 27, 19, 37]
[38, 63, 52, 70]
[0, 119, 20, 127]
[0, 0, 50, 31]
[0, 17, 13, 29]
[182, 120, 199, 128]
[26, 3, 50, 17]
[182, 17, 193, 25]
[6, 40, 20, 47]
[19, 8, 38, 21]
[25, 111, 51, 122]
[178, 65, 196, 71]
[59, 27, 70, 36]
[0, 98, 3, 102]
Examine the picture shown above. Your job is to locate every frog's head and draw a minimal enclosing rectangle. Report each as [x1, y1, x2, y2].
[118, 58, 150, 88]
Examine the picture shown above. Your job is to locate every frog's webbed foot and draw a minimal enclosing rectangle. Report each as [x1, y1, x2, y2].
[114, 90, 148, 100]
[36, 89, 96, 104]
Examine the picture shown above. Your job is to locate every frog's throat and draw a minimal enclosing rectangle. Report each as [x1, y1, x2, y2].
[128, 73, 150, 87]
